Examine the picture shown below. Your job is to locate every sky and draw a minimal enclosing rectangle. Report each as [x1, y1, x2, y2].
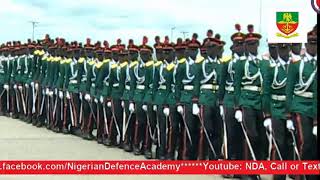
[0, 0, 317, 54]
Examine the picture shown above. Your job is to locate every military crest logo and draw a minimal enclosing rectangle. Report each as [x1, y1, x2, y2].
[276, 12, 299, 39]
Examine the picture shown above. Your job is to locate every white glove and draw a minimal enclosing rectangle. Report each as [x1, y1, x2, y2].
[142, 105, 148, 111]
[35, 83, 39, 90]
[4, 84, 9, 90]
[219, 105, 224, 119]
[100, 96, 104, 103]
[235, 110, 243, 122]
[163, 107, 170, 117]
[313, 126, 317, 136]
[94, 98, 98, 103]
[31, 82, 34, 87]
[24, 83, 29, 88]
[79, 93, 83, 100]
[286, 120, 295, 131]
[107, 101, 112, 108]
[49, 90, 54, 97]
[263, 118, 272, 131]
[14, 84, 17, 89]
[45, 88, 50, 95]
[121, 101, 125, 108]
[66, 91, 71, 99]
[59, 91, 63, 99]
[153, 105, 157, 111]
[192, 103, 199, 115]
[84, 94, 91, 101]
[18, 85, 23, 90]
[177, 105, 183, 114]
[129, 103, 135, 112]
[54, 88, 58, 95]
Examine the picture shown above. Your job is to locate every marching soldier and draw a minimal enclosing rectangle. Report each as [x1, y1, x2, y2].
[286, 27, 317, 180]
[98, 43, 113, 146]
[220, 24, 245, 163]
[54, 44, 68, 133]
[122, 39, 139, 152]
[140, 36, 156, 159]
[233, 24, 268, 179]
[262, 42, 292, 180]
[92, 44, 107, 144]
[24, 43, 36, 124]
[173, 38, 187, 160]
[31, 42, 45, 127]
[65, 43, 82, 136]
[109, 47, 128, 148]
[80, 38, 95, 140]
[104, 43, 123, 146]
[132, 36, 153, 157]
[194, 37, 225, 160]
[0, 45, 10, 116]
[153, 43, 177, 160]
[175, 33, 201, 160]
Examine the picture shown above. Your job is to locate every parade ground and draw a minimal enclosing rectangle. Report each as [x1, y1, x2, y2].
[0, 116, 279, 180]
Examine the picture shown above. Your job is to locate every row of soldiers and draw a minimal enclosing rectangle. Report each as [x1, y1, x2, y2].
[0, 24, 317, 180]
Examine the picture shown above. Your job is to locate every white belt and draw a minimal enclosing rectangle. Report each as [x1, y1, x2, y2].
[158, 85, 166, 90]
[137, 85, 145, 90]
[271, 95, 286, 101]
[225, 86, 234, 92]
[125, 85, 130, 90]
[184, 85, 194, 90]
[105, 82, 109, 86]
[113, 83, 119, 87]
[70, 80, 77, 84]
[91, 83, 96, 87]
[242, 85, 261, 92]
[295, 92, 313, 98]
[200, 84, 219, 90]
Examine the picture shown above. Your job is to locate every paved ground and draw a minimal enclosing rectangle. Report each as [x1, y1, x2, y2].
[0, 116, 276, 180]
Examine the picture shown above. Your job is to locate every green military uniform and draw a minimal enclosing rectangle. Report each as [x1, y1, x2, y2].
[132, 44, 153, 156]
[65, 55, 82, 135]
[193, 50, 224, 160]
[96, 57, 113, 145]
[0, 51, 10, 115]
[122, 47, 138, 151]
[286, 53, 317, 161]
[109, 60, 127, 146]
[234, 48, 268, 163]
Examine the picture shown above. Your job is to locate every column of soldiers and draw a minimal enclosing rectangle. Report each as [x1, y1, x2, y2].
[0, 24, 317, 180]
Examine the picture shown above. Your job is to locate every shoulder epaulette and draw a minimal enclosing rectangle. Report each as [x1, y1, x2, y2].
[42, 56, 47, 61]
[195, 56, 205, 64]
[47, 57, 54, 62]
[54, 57, 62, 62]
[78, 57, 85, 64]
[111, 63, 118, 69]
[103, 59, 110, 63]
[145, 60, 154, 67]
[34, 50, 40, 55]
[130, 61, 138, 68]
[39, 50, 45, 56]
[154, 61, 162, 67]
[60, 59, 66, 64]
[120, 61, 128, 68]
[65, 58, 72, 64]
[96, 61, 104, 69]
[178, 58, 186, 64]
[220, 55, 232, 63]
[88, 60, 95, 65]
[166, 63, 175, 71]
